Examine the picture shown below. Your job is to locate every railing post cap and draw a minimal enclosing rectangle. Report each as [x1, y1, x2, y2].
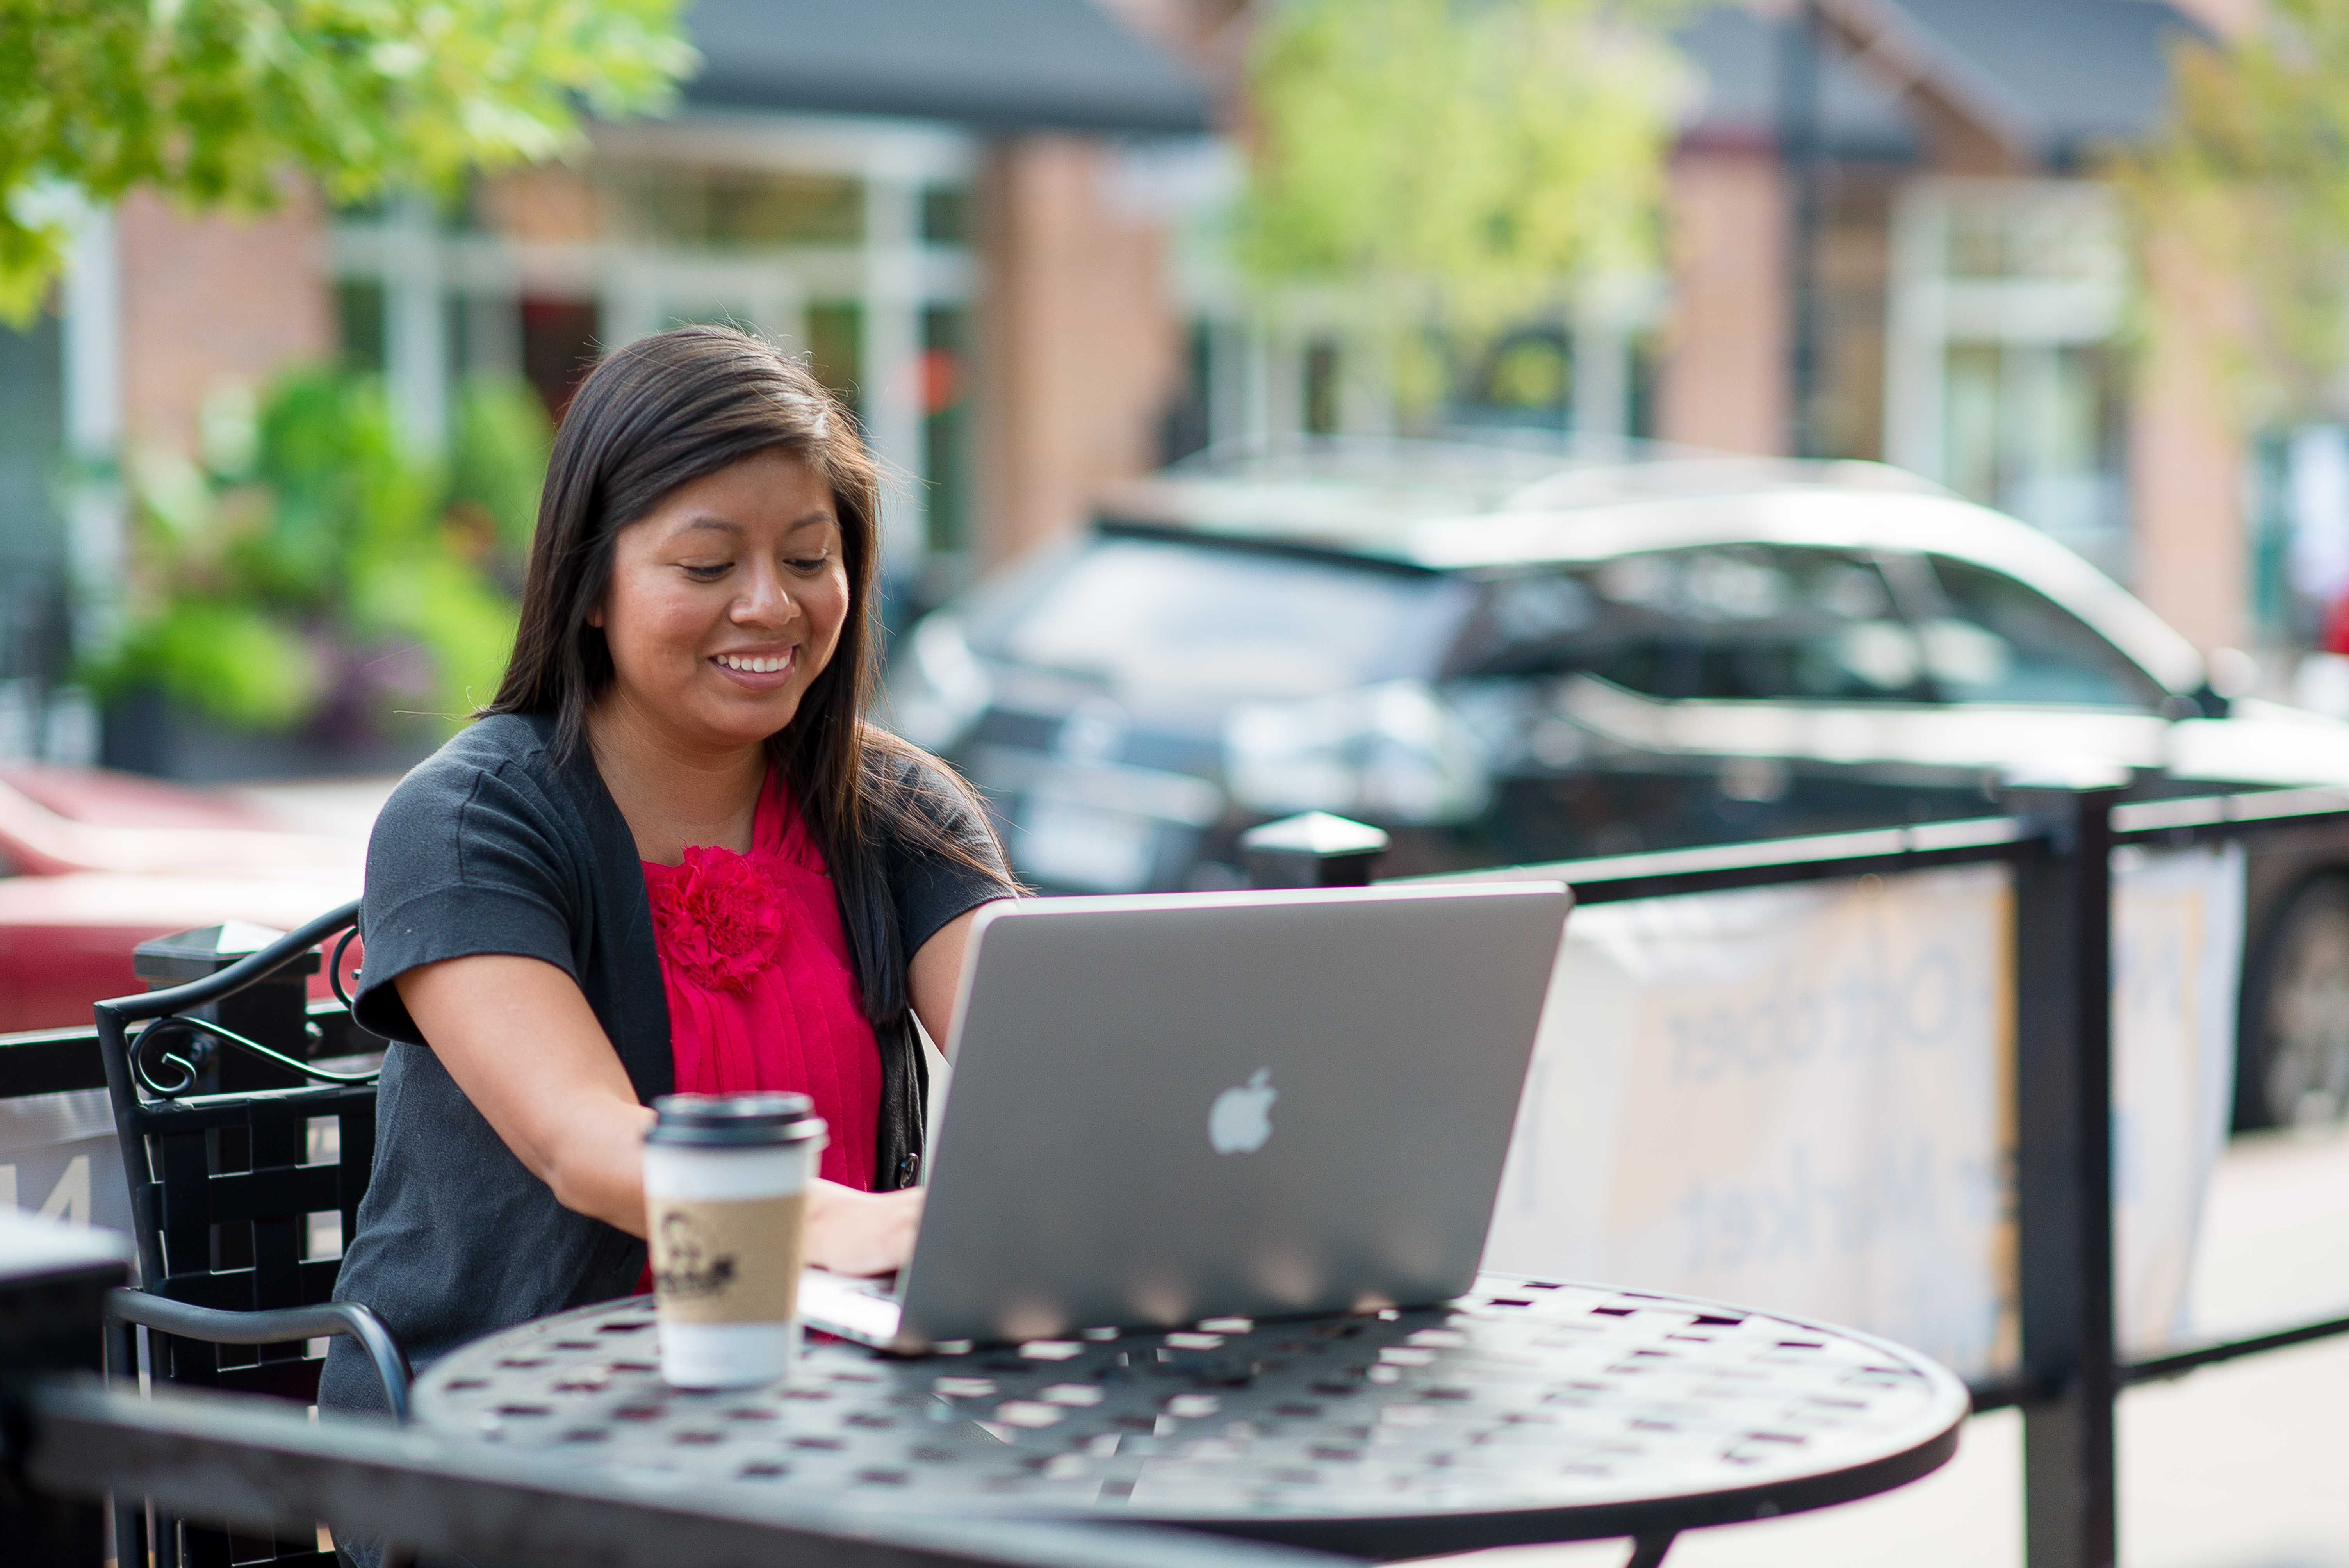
[133, 919, 319, 986]
[1238, 813, 1392, 859]
[1998, 759, 2132, 796]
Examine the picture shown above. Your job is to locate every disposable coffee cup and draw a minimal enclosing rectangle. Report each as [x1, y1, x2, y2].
[643, 1092, 827, 1389]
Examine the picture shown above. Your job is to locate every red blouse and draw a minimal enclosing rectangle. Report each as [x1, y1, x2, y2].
[640, 770, 880, 1191]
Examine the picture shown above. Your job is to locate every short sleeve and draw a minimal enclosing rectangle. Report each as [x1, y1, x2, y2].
[354, 757, 581, 1045]
[885, 756, 1018, 959]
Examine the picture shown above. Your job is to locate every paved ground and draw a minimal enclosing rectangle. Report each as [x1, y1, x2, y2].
[1453, 1122, 2349, 1568]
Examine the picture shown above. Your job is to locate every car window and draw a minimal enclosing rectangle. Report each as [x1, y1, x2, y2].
[970, 533, 1473, 701]
[1470, 546, 1930, 703]
[1918, 556, 2166, 708]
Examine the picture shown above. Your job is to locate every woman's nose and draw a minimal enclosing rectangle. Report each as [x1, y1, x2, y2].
[732, 563, 800, 627]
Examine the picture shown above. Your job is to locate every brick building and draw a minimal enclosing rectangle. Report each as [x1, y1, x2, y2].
[1657, 0, 2251, 657]
[0, 0, 2282, 768]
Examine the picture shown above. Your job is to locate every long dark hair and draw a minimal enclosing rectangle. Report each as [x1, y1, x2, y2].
[486, 324, 1000, 1030]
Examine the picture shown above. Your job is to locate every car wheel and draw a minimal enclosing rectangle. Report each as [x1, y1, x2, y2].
[2242, 874, 2349, 1131]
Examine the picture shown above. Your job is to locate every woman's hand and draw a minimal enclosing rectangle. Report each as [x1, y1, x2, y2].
[805, 1180, 925, 1276]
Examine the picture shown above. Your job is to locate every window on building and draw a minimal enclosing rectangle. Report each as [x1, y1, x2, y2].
[804, 303, 863, 408]
[602, 164, 865, 247]
[454, 296, 524, 382]
[1627, 330, 1660, 442]
[1159, 321, 1215, 465]
[1303, 339, 1343, 436]
[326, 124, 977, 576]
[1940, 341, 2125, 562]
[0, 315, 66, 697]
[922, 305, 971, 556]
[1450, 327, 1571, 436]
[1887, 180, 2129, 572]
[1433, 315, 1654, 444]
[337, 280, 387, 374]
[520, 299, 601, 422]
[920, 185, 971, 246]
[1916, 556, 2165, 709]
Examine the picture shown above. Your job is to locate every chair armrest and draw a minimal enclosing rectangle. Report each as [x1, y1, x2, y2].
[96, 900, 361, 1025]
[105, 1287, 412, 1422]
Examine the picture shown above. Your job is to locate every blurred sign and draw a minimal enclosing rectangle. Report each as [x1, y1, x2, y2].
[2288, 425, 2349, 606]
[2110, 844, 2243, 1350]
[1474, 846, 2242, 1378]
[0, 1086, 134, 1242]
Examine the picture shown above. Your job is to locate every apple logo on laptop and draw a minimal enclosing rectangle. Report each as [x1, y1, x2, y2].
[1208, 1069, 1278, 1155]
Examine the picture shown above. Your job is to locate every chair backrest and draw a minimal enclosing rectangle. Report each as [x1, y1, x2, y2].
[93, 901, 380, 1403]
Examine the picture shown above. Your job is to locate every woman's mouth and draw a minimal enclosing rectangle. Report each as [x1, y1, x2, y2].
[712, 649, 796, 682]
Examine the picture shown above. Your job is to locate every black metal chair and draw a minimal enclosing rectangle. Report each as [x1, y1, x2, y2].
[94, 899, 412, 1568]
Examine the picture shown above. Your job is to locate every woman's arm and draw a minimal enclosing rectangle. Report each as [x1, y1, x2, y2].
[907, 903, 993, 1057]
[394, 953, 920, 1273]
[397, 954, 652, 1235]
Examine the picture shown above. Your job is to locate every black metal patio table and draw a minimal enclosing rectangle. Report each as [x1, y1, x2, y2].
[412, 1274, 1968, 1566]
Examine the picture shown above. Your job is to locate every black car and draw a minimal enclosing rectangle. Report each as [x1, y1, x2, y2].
[887, 447, 2349, 1130]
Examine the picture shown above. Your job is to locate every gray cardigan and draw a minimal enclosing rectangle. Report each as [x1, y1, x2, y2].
[319, 712, 1012, 1417]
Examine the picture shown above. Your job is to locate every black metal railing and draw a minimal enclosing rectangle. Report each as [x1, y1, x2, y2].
[1260, 782, 2349, 1568]
[9, 789, 2349, 1566]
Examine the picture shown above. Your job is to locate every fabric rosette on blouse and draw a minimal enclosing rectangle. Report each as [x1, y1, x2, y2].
[645, 845, 787, 993]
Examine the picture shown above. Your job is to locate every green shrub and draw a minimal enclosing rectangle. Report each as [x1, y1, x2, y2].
[89, 367, 548, 740]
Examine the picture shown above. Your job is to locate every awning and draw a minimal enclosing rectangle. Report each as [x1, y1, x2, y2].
[1676, 0, 2211, 169]
[1832, 0, 2210, 166]
[1677, 7, 1923, 161]
[680, 0, 1215, 136]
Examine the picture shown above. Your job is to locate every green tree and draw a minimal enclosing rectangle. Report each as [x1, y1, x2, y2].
[2113, 0, 2349, 420]
[1240, 0, 1685, 414]
[0, 0, 697, 321]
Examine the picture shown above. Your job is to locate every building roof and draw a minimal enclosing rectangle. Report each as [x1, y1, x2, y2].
[680, 0, 1215, 135]
[1858, 0, 2208, 164]
[1677, 0, 2211, 169]
[1676, 7, 1922, 160]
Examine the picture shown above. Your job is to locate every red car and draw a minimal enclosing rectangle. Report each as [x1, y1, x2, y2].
[0, 765, 367, 1033]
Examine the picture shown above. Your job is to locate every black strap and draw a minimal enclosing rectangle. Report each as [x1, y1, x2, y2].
[873, 1013, 929, 1192]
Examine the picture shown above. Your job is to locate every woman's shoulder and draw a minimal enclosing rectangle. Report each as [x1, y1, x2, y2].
[854, 732, 1017, 955]
[392, 712, 560, 794]
[860, 731, 993, 843]
[373, 712, 576, 842]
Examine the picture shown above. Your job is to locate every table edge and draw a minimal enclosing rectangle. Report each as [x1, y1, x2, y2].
[411, 1277, 1975, 1558]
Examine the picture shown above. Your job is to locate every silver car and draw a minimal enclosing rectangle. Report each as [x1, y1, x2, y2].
[889, 446, 2349, 1130]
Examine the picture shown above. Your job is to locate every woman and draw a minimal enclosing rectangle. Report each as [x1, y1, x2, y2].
[321, 326, 1016, 1425]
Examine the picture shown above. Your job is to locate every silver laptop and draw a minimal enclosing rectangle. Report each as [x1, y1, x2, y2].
[798, 880, 1572, 1353]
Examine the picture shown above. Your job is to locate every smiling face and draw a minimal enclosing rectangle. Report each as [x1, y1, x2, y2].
[590, 447, 852, 755]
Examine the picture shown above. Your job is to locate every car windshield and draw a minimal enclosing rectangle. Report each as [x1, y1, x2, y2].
[969, 532, 1471, 700]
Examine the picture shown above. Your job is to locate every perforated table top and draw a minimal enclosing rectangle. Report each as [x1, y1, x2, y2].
[413, 1275, 1967, 1559]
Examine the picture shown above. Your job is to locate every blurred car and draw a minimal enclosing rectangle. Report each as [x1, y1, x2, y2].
[888, 444, 2349, 1131]
[0, 765, 364, 1033]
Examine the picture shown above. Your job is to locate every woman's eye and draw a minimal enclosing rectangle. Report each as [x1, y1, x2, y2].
[788, 555, 831, 574]
[681, 562, 731, 581]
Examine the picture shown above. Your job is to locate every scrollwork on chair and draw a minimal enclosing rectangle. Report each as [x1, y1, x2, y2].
[128, 1012, 383, 1101]
[329, 924, 363, 1013]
